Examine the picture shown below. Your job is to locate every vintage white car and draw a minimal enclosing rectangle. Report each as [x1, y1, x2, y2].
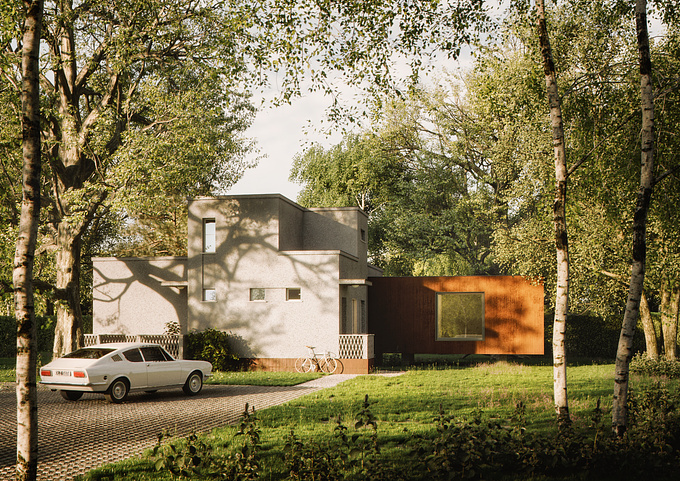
[39, 342, 212, 403]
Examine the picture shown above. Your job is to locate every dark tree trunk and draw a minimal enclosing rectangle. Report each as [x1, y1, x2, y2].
[639, 291, 659, 359]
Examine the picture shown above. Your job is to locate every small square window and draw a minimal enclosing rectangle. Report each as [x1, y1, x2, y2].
[203, 288, 216, 302]
[250, 288, 265, 301]
[286, 288, 301, 301]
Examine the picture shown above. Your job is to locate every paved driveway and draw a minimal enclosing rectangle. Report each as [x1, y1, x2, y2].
[0, 376, 356, 480]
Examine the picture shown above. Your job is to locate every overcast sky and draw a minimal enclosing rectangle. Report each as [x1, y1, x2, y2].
[228, 89, 346, 201]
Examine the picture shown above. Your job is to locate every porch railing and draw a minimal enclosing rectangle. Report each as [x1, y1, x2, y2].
[338, 334, 374, 359]
[83, 334, 183, 359]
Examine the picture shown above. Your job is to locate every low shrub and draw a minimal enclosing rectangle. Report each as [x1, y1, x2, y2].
[630, 352, 680, 378]
[184, 328, 247, 371]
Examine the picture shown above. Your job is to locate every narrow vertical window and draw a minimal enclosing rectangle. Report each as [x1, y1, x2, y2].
[341, 297, 348, 334]
[203, 219, 216, 253]
[361, 300, 366, 333]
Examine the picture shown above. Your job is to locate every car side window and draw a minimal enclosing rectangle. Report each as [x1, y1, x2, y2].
[123, 348, 144, 362]
[141, 346, 167, 362]
[161, 349, 175, 361]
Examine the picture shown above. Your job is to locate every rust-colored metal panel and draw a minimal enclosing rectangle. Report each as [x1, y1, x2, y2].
[368, 276, 544, 356]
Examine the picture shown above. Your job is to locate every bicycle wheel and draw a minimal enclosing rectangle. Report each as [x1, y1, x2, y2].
[319, 356, 338, 374]
[295, 357, 313, 373]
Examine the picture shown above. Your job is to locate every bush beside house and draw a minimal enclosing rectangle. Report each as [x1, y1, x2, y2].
[184, 328, 249, 371]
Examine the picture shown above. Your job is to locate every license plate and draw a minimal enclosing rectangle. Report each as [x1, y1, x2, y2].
[55, 370, 71, 376]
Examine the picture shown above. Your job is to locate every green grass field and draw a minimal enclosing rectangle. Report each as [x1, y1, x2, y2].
[78, 360, 680, 481]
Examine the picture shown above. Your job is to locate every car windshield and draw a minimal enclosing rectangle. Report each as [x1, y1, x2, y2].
[62, 348, 116, 359]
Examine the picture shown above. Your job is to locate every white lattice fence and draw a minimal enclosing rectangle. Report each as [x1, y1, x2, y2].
[338, 334, 374, 359]
[83, 334, 183, 358]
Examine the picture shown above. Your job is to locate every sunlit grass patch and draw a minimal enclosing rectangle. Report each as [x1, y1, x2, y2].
[0, 358, 14, 383]
[206, 370, 322, 386]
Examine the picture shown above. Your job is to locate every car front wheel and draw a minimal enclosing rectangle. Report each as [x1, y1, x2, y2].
[183, 371, 203, 395]
[105, 378, 129, 403]
[60, 390, 83, 401]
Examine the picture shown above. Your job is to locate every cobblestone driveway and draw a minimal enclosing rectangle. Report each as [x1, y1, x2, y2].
[0, 376, 355, 480]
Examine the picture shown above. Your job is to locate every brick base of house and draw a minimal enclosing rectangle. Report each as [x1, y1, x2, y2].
[248, 358, 374, 375]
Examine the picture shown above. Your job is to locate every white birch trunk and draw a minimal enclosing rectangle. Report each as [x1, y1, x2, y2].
[15, 2, 44, 479]
[612, 0, 655, 436]
[536, 0, 570, 422]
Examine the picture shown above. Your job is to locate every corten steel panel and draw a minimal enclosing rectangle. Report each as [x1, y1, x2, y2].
[368, 276, 544, 356]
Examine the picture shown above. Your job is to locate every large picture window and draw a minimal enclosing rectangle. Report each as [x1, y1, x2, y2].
[436, 292, 485, 341]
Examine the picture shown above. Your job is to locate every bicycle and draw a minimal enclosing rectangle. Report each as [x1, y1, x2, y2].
[295, 346, 338, 374]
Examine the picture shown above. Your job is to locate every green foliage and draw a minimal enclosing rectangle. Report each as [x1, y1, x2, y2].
[291, 132, 403, 212]
[630, 352, 680, 378]
[142, 384, 680, 481]
[544, 313, 644, 359]
[184, 328, 245, 372]
[0, 357, 15, 382]
[151, 431, 214, 478]
[0, 315, 91, 358]
[292, 87, 507, 276]
[231, 403, 262, 480]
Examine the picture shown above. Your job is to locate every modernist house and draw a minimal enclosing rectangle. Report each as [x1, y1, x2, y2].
[92, 194, 544, 374]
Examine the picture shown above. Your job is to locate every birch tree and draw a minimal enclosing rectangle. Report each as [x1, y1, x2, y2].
[536, 0, 570, 423]
[14, 0, 43, 478]
[612, 0, 655, 436]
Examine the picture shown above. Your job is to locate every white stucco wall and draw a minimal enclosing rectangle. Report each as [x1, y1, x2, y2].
[92, 257, 187, 335]
[187, 195, 357, 359]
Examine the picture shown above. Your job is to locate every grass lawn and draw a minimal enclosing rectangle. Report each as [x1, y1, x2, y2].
[206, 370, 322, 386]
[0, 358, 15, 382]
[78, 359, 680, 481]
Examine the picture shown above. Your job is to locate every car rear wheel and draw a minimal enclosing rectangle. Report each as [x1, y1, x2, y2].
[105, 378, 129, 403]
[183, 371, 203, 395]
[60, 390, 83, 401]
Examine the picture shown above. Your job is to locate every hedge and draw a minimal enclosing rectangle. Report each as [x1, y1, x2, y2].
[544, 313, 645, 359]
[0, 315, 92, 358]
